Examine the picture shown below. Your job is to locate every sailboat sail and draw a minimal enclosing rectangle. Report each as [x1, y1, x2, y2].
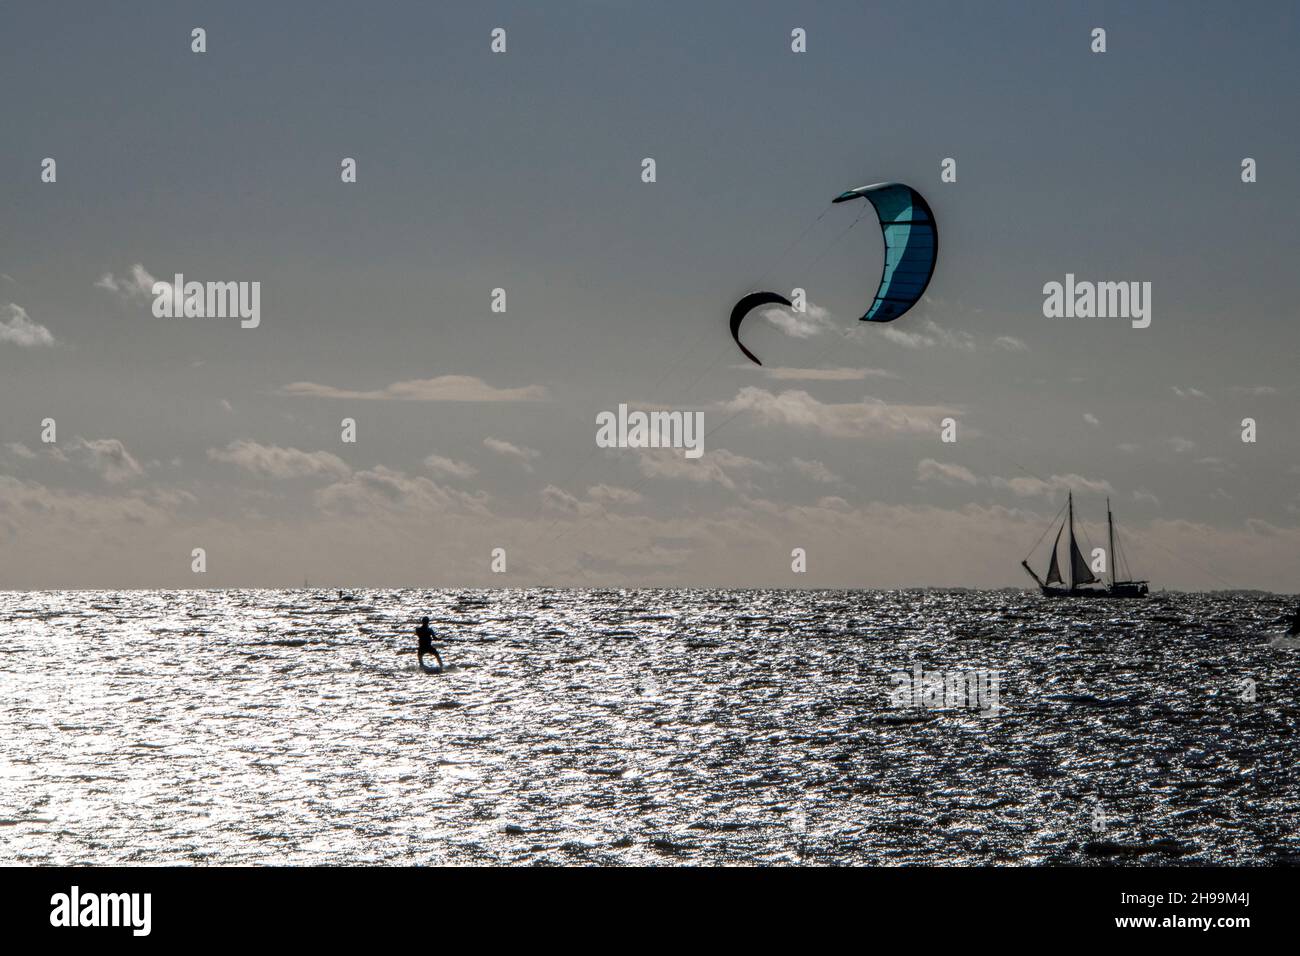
[1022, 492, 1147, 598]
[1045, 527, 1064, 585]
[1069, 533, 1097, 585]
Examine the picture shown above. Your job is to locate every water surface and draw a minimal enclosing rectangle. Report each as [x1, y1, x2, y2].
[2, 589, 1296, 865]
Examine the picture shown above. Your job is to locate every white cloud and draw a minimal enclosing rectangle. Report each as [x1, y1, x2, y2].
[991, 473, 1113, 499]
[1167, 437, 1197, 454]
[916, 460, 1114, 501]
[483, 437, 540, 471]
[761, 366, 897, 381]
[761, 302, 835, 339]
[4, 442, 36, 459]
[0, 475, 174, 532]
[282, 375, 548, 402]
[423, 454, 477, 480]
[207, 440, 350, 479]
[635, 448, 768, 491]
[1083, 413, 1100, 426]
[876, 319, 975, 351]
[790, 457, 842, 484]
[587, 484, 643, 505]
[710, 449, 772, 471]
[95, 263, 164, 300]
[723, 387, 953, 439]
[540, 484, 582, 512]
[1171, 386, 1208, 399]
[68, 437, 145, 484]
[917, 458, 980, 486]
[1228, 385, 1277, 397]
[2, 468, 1298, 592]
[0, 304, 56, 347]
[314, 466, 488, 517]
[994, 336, 1029, 352]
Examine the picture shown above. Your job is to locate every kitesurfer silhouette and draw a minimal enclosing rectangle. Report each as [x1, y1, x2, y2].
[416, 616, 442, 672]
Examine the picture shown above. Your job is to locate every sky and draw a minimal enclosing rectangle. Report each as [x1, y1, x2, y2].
[1, 0, 1297, 590]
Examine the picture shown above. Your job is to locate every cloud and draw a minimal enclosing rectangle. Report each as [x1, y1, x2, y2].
[423, 454, 477, 480]
[1171, 386, 1208, 399]
[635, 447, 770, 491]
[917, 458, 980, 486]
[1229, 385, 1277, 397]
[68, 437, 145, 483]
[0, 475, 175, 533]
[876, 319, 975, 351]
[916, 460, 1113, 501]
[1166, 437, 1197, 454]
[814, 495, 853, 512]
[540, 485, 582, 512]
[207, 440, 350, 479]
[314, 466, 488, 517]
[483, 437, 540, 471]
[587, 484, 643, 505]
[990, 473, 1113, 499]
[710, 449, 772, 471]
[790, 457, 842, 484]
[2, 466, 1298, 592]
[1083, 413, 1100, 426]
[96, 263, 166, 300]
[1195, 457, 1235, 475]
[761, 366, 897, 381]
[761, 302, 835, 339]
[0, 304, 56, 347]
[1133, 489, 1161, 507]
[281, 375, 548, 402]
[994, 336, 1029, 352]
[722, 387, 953, 439]
[4, 442, 36, 460]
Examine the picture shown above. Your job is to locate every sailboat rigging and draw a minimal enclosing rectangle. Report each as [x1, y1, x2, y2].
[1021, 491, 1148, 598]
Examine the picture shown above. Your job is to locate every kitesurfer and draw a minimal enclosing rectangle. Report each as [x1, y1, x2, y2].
[1287, 605, 1300, 636]
[416, 616, 443, 672]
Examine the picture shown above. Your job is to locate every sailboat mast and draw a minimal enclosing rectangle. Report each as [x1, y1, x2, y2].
[1067, 491, 1075, 591]
[1107, 498, 1116, 587]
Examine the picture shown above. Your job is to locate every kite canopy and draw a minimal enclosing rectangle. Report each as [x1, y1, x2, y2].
[831, 182, 937, 323]
[729, 290, 793, 366]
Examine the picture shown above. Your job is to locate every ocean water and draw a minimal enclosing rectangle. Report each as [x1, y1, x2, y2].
[1, 588, 1297, 866]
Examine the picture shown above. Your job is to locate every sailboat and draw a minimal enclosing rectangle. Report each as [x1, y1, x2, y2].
[1021, 491, 1148, 598]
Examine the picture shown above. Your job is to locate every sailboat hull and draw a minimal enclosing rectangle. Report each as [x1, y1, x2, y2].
[1038, 582, 1148, 599]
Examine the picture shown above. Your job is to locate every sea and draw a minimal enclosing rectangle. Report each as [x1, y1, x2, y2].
[1, 588, 1297, 866]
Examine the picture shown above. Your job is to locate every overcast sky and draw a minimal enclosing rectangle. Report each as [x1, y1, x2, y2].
[2, 0, 1297, 590]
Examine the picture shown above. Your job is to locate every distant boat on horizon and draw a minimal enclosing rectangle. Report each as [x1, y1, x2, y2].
[1021, 491, 1149, 599]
